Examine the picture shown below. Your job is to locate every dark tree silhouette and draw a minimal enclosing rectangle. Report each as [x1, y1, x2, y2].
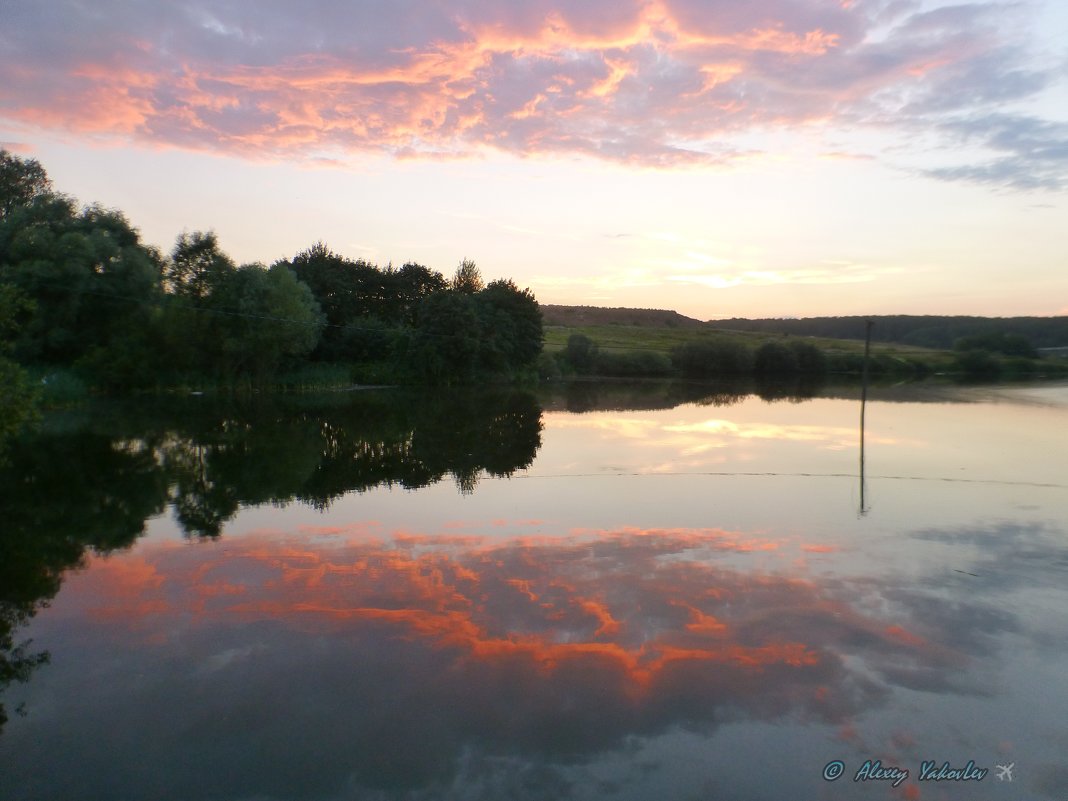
[0, 149, 52, 219]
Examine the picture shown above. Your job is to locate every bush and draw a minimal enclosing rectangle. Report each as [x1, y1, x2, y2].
[0, 356, 39, 444]
[954, 332, 1037, 358]
[1001, 357, 1039, 377]
[563, 333, 598, 373]
[329, 317, 398, 363]
[671, 340, 752, 377]
[593, 349, 673, 377]
[753, 342, 799, 374]
[537, 351, 563, 382]
[789, 341, 828, 374]
[954, 349, 1001, 378]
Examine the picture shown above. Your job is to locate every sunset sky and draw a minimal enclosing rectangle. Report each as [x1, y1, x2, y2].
[2, 0, 1066, 319]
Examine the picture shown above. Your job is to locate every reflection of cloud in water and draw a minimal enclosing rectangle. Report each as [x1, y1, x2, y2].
[911, 520, 1068, 595]
[548, 416, 660, 439]
[14, 523, 1019, 799]
[551, 413, 908, 454]
[663, 419, 906, 451]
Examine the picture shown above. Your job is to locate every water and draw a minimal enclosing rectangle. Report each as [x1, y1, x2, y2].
[1, 380, 1066, 800]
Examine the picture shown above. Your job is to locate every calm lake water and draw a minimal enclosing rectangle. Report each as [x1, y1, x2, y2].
[1, 380, 1066, 800]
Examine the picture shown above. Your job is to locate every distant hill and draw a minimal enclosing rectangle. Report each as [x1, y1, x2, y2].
[540, 304, 705, 329]
[540, 307, 1068, 349]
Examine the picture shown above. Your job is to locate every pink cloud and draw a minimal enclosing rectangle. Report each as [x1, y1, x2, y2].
[0, 0, 1052, 174]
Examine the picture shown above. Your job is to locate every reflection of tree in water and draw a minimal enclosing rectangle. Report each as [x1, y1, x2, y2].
[54, 389, 544, 535]
[0, 389, 543, 727]
[167, 441, 239, 537]
[0, 432, 168, 730]
[551, 376, 828, 413]
[409, 391, 543, 495]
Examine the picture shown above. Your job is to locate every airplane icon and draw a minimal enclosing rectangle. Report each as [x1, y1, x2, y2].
[995, 763, 1014, 782]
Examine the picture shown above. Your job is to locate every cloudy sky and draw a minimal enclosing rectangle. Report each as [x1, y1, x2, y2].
[2, 0, 1066, 318]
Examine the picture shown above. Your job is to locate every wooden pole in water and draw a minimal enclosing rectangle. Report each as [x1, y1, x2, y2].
[859, 320, 874, 515]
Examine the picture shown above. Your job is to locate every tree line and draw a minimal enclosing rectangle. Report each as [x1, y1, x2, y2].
[0, 149, 543, 395]
[546, 329, 1065, 382]
[706, 315, 1067, 350]
[548, 333, 898, 380]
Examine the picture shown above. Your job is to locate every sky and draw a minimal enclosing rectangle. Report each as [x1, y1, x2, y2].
[1, 0, 1066, 319]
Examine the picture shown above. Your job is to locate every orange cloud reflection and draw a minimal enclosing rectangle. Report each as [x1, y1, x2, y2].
[67, 523, 961, 719]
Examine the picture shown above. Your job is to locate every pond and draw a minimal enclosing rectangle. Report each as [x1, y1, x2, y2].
[1, 379, 1066, 800]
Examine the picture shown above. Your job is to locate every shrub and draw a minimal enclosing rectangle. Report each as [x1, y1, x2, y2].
[671, 340, 752, 377]
[537, 351, 563, 382]
[954, 349, 1001, 378]
[753, 342, 799, 374]
[789, 341, 828, 374]
[593, 349, 673, 377]
[563, 333, 598, 372]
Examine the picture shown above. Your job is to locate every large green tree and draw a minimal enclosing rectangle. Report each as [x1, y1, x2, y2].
[475, 279, 543, 373]
[0, 195, 162, 365]
[406, 291, 482, 383]
[158, 231, 236, 375]
[285, 244, 448, 362]
[166, 230, 235, 300]
[392, 262, 448, 324]
[0, 149, 51, 219]
[210, 263, 325, 378]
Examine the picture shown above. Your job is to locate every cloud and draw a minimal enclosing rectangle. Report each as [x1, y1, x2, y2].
[925, 113, 1068, 191]
[0, 0, 1064, 188]
[0, 140, 34, 153]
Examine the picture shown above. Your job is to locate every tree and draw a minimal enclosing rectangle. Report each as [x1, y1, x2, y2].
[406, 292, 481, 383]
[166, 230, 235, 300]
[393, 262, 448, 323]
[954, 348, 1001, 378]
[475, 279, 543, 372]
[208, 263, 325, 379]
[451, 259, 483, 294]
[788, 341, 828, 374]
[287, 242, 353, 327]
[753, 341, 799, 374]
[0, 285, 38, 454]
[671, 340, 752, 377]
[0, 149, 52, 219]
[564, 333, 598, 373]
[0, 196, 162, 365]
[285, 243, 423, 361]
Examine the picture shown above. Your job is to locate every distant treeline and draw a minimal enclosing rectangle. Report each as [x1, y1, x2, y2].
[543, 329, 1067, 382]
[544, 333, 912, 380]
[706, 315, 1068, 349]
[0, 148, 543, 398]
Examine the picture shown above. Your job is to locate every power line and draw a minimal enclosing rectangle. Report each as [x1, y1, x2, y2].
[488, 470, 1068, 491]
